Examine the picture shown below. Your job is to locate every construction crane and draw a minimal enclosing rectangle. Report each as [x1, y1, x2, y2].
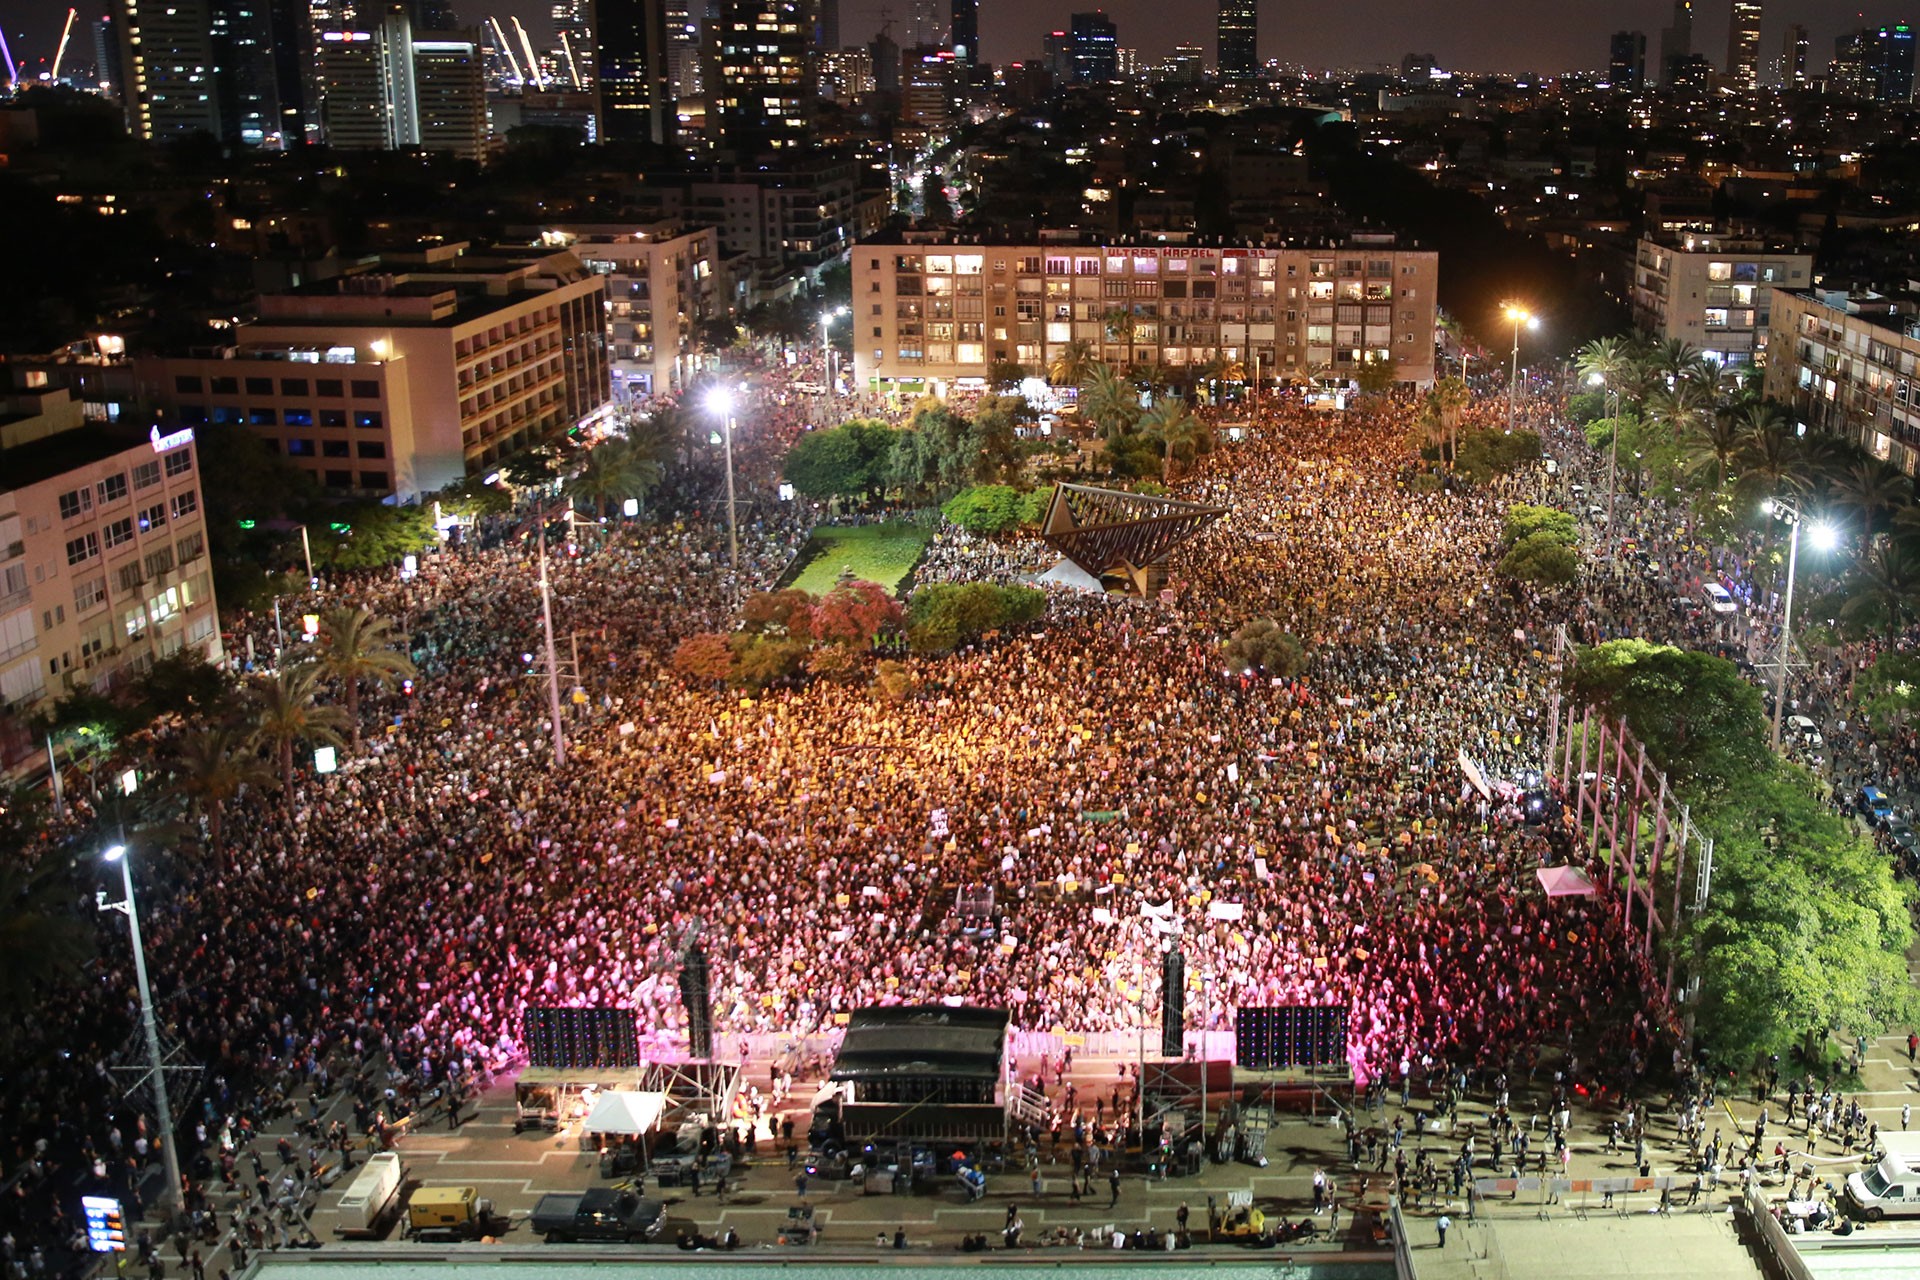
[511, 17, 545, 90]
[488, 16, 525, 85]
[50, 8, 77, 83]
[559, 31, 582, 89]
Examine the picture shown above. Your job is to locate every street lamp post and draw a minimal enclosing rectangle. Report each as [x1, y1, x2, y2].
[1502, 304, 1538, 433]
[1588, 372, 1621, 530]
[100, 841, 185, 1227]
[1762, 496, 1837, 751]
[819, 305, 849, 393]
[705, 387, 741, 600]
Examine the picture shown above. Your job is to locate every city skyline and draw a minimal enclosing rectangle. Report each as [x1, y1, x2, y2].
[5, 0, 1919, 85]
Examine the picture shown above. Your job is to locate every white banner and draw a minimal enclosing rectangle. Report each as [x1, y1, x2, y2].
[1458, 747, 1492, 801]
[1141, 900, 1175, 918]
[1207, 901, 1244, 922]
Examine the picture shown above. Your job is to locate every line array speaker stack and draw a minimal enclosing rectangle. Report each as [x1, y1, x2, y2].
[1160, 951, 1185, 1058]
[523, 1007, 639, 1070]
[1233, 1005, 1348, 1071]
[679, 946, 713, 1058]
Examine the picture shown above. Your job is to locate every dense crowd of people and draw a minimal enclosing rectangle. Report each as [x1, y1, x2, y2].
[0, 368, 1813, 1274]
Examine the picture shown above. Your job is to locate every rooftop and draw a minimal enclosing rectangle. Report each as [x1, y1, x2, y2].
[0, 419, 162, 496]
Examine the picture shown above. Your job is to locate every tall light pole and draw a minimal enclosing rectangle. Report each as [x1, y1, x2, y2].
[1502, 304, 1538, 433]
[705, 387, 741, 601]
[1762, 496, 1837, 751]
[100, 840, 185, 1226]
[1589, 371, 1621, 530]
[819, 305, 849, 393]
[536, 516, 566, 767]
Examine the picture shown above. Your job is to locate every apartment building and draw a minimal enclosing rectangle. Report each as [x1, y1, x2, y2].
[138, 243, 610, 499]
[538, 223, 724, 399]
[0, 389, 221, 727]
[850, 232, 1439, 394]
[1630, 230, 1813, 366]
[1765, 288, 1920, 477]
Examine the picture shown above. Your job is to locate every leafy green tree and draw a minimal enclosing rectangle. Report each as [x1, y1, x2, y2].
[784, 420, 899, 500]
[1501, 504, 1577, 550]
[1497, 531, 1579, 588]
[1222, 619, 1309, 677]
[906, 583, 1046, 654]
[1452, 428, 1542, 484]
[874, 659, 918, 702]
[315, 606, 417, 745]
[1353, 352, 1399, 397]
[729, 633, 810, 689]
[1854, 650, 1920, 728]
[310, 504, 437, 571]
[943, 484, 1037, 535]
[967, 395, 1026, 483]
[986, 360, 1028, 390]
[127, 652, 241, 725]
[1569, 640, 1769, 790]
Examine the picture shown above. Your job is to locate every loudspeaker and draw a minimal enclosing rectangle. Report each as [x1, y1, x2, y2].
[1160, 951, 1185, 1058]
[679, 947, 713, 1058]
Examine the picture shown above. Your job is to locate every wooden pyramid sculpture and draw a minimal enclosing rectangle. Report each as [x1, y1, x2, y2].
[1038, 482, 1227, 595]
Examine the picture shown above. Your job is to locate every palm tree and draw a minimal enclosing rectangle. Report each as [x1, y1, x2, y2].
[1573, 335, 1634, 416]
[169, 723, 273, 845]
[1427, 376, 1470, 465]
[1047, 340, 1095, 388]
[1643, 379, 1715, 445]
[1830, 458, 1913, 545]
[1840, 542, 1920, 640]
[1079, 362, 1142, 440]
[315, 606, 417, 746]
[1677, 410, 1746, 491]
[1140, 397, 1212, 482]
[250, 665, 349, 789]
[1101, 308, 1137, 346]
[1732, 402, 1811, 506]
[566, 434, 666, 519]
[0, 860, 94, 1012]
[1648, 337, 1701, 385]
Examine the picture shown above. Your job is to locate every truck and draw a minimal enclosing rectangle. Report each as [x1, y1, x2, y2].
[406, 1185, 498, 1242]
[1845, 1133, 1920, 1220]
[334, 1152, 406, 1238]
[530, 1188, 664, 1243]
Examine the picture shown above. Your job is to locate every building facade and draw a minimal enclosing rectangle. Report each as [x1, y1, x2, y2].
[542, 223, 724, 399]
[1725, 0, 1762, 89]
[0, 389, 221, 725]
[1068, 12, 1117, 84]
[1608, 30, 1647, 88]
[851, 233, 1439, 395]
[1630, 231, 1812, 366]
[708, 0, 812, 154]
[1216, 0, 1257, 82]
[1766, 290, 1920, 478]
[598, 0, 669, 143]
[109, 0, 223, 142]
[140, 245, 610, 499]
[412, 33, 489, 160]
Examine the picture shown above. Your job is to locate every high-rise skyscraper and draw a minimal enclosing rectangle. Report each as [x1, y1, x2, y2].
[406, 0, 455, 28]
[211, 0, 282, 144]
[318, 6, 419, 149]
[268, 0, 317, 141]
[1870, 23, 1917, 103]
[413, 30, 488, 158]
[1658, 0, 1692, 85]
[1216, 0, 1256, 83]
[1068, 11, 1116, 83]
[949, 0, 977, 65]
[1608, 30, 1647, 87]
[1781, 23, 1808, 86]
[553, 0, 598, 86]
[709, 0, 811, 153]
[817, 0, 839, 52]
[598, 0, 669, 144]
[108, 0, 223, 141]
[1725, 0, 1761, 89]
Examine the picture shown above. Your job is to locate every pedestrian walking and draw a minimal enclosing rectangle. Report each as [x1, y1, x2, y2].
[1436, 1214, 1451, 1248]
[1109, 1168, 1121, 1207]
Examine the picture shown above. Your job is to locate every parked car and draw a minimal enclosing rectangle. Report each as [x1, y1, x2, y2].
[530, 1189, 663, 1244]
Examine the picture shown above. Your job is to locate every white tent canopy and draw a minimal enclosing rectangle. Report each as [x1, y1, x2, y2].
[581, 1090, 668, 1135]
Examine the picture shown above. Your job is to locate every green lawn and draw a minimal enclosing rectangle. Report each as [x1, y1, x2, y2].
[787, 524, 933, 596]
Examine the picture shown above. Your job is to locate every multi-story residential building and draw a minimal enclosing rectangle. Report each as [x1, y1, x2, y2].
[108, 0, 222, 142]
[539, 223, 724, 398]
[0, 388, 221, 729]
[851, 232, 1438, 396]
[1629, 231, 1812, 366]
[1766, 289, 1920, 477]
[682, 157, 877, 290]
[708, 0, 812, 155]
[138, 244, 610, 499]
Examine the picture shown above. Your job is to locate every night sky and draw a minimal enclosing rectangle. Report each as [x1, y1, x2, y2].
[0, 1, 1912, 93]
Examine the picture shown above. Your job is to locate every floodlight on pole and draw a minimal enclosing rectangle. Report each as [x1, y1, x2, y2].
[707, 387, 740, 598]
[1502, 303, 1535, 434]
[1762, 495, 1834, 752]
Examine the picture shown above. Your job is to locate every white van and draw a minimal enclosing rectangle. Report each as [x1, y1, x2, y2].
[1845, 1133, 1920, 1220]
[1701, 583, 1739, 614]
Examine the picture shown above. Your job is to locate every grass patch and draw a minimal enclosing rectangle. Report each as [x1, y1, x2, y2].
[787, 524, 932, 596]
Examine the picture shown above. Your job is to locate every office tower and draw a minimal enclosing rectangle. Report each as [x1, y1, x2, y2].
[1043, 29, 1071, 80]
[1781, 23, 1807, 86]
[1608, 30, 1647, 87]
[211, 0, 282, 145]
[1068, 11, 1116, 84]
[92, 13, 123, 94]
[407, 0, 455, 28]
[870, 26, 900, 91]
[319, 7, 419, 148]
[1871, 24, 1917, 103]
[599, 0, 669, 143]
[1658, 0, 1692, 85]
[1216, 0, 1256, 83]
[950, 0, 977, 65]
[709, 0, 811, 154]
[553, 0, 597, 86]
[818, 0, 839, 52]
[901, 45, 954, 131]
[108, 0, 223, 141]
[413, 31, 487, 158]
[267, 0, 317, 141]
[1726, 0, 1761, 88]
